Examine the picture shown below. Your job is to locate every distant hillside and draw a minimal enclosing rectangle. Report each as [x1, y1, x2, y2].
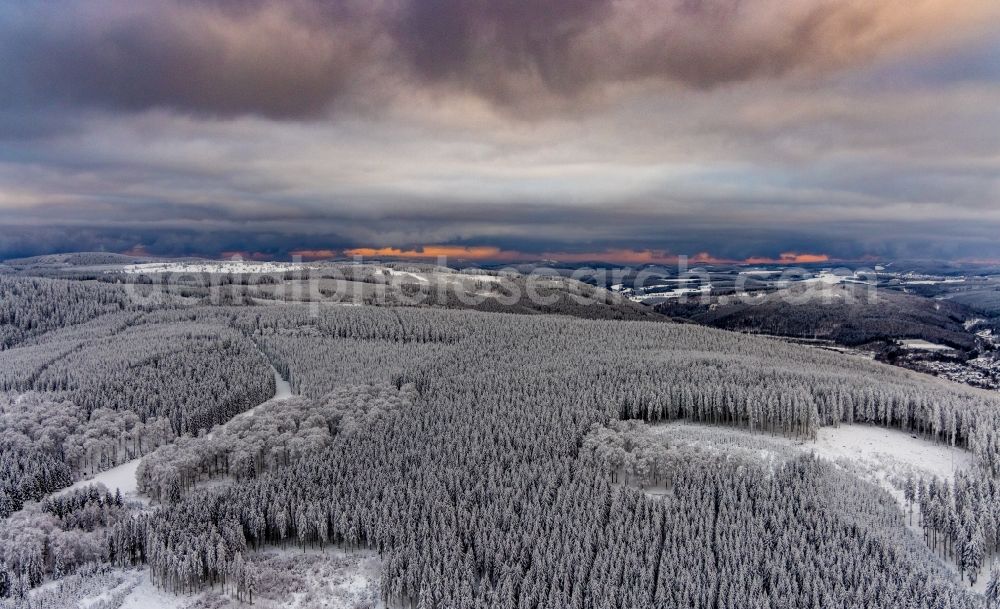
[439, 275, 668, 321]
[656, 283, 976, 349]
[4, 252, 158, 267]
[943, 288, 1000, 316]
[7, 256, 668, 324]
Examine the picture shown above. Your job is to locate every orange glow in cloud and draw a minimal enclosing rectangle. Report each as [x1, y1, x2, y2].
[541, 250, 748, 265]
[541, 249, 698, 265]
[345, 245, 833, 266]
[346, 245, 687, 264]
[344, 245, 511, 260]
[290, 249, 338, 260]
[689, 252, 729, 263]
[744, 252, 830, 264]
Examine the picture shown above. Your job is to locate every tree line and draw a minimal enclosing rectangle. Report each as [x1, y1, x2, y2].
[7, 295, 1000, 605]
[99, 304, 1000, 608]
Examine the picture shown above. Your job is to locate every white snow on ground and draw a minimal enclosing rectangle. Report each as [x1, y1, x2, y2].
[385, 268, 430, 284]
[248, 547, 384, 609]
[206, 367, 292, 441]
[814, 424, 970, 483]
[454, 273, 503, 283]
[629, 286, 711, 302]
[115, 261, 318, 274]
[814, 426, 994, 593]
[658, 422, 970, 504]
[273, 368, 293, 400]
[906, 279, 967, 286]
[803, 271, 847, 285]
[42, 364, 292, 503]
[241, 368, 293, 417]
[900, 339, 954, 351]
[62, 458, 142, 501]
[381, 267, 505, 286]
[116, 547, 382, 609]
[72, 567, 206, 609]
[69, 368, 294, 497]
[965, 318, 987, 331]
[115, 570, 198, 609]
[656, 422, 986, 591]
[29, 365, 365, 609]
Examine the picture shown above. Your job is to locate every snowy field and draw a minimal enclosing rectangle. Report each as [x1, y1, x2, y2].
[69, 547, 384, 609]
[383, 267, 504, 285]
[814, 424, 969, 484]
[385, 268, 430, 284]
[61, 457, 143, 501]
[900, 339, 955, 351]
[113, 571, 183, 609]
[110, 261, 506, 286]
[113, 261, 319, 274]
[803, 271, 848, 285]
[655, 421, 985, 590]
[657, 421, 970, 497]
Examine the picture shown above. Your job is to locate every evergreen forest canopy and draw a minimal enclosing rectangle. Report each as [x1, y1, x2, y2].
[0, 271, 999, 607]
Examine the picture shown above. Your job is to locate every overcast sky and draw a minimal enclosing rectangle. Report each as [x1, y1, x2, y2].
[1, 0, 998, 263]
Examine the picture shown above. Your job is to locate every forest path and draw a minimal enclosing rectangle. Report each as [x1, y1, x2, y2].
[54, 365, 294, 503]
[217, 365, 294, 426]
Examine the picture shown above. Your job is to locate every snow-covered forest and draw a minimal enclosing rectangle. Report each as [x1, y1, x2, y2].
[2, 272, 1000, 607]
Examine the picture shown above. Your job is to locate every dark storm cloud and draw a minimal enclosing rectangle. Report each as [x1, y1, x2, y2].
[0, 0, 382, 119]
[391, 0, 981, 107]
[2, 0, 993, 118]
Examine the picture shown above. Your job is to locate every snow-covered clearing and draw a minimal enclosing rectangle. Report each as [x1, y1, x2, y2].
[906, 278, 966, 286]
[273, 368, 293, 400]
[629, 286, 711, 302]
[52, 567, 204, 609]
[385, 268, 430, 284]
[812, 426, 994, 592]
[115, 261, 318, 274]
[62, 457, 143, 501]
[454, 273, 504, 283]
[114, 570, 196, 609]
[21, 567, 144, 609]
[235, 547, 383, 609]
[88, 549, 384, 609]
[40, 549, 381, 609]
[656, 422, 970, 499]
[965, 318, 987, 331]
[814, 424, 969, 484]
[803, 271, 847, 285]
[901, 339, 954, 351]
[654, 421, 983, 590]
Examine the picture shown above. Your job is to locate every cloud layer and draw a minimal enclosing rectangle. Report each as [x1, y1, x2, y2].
[4, 0, 996, 118]
[0, 0, 998, 262]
